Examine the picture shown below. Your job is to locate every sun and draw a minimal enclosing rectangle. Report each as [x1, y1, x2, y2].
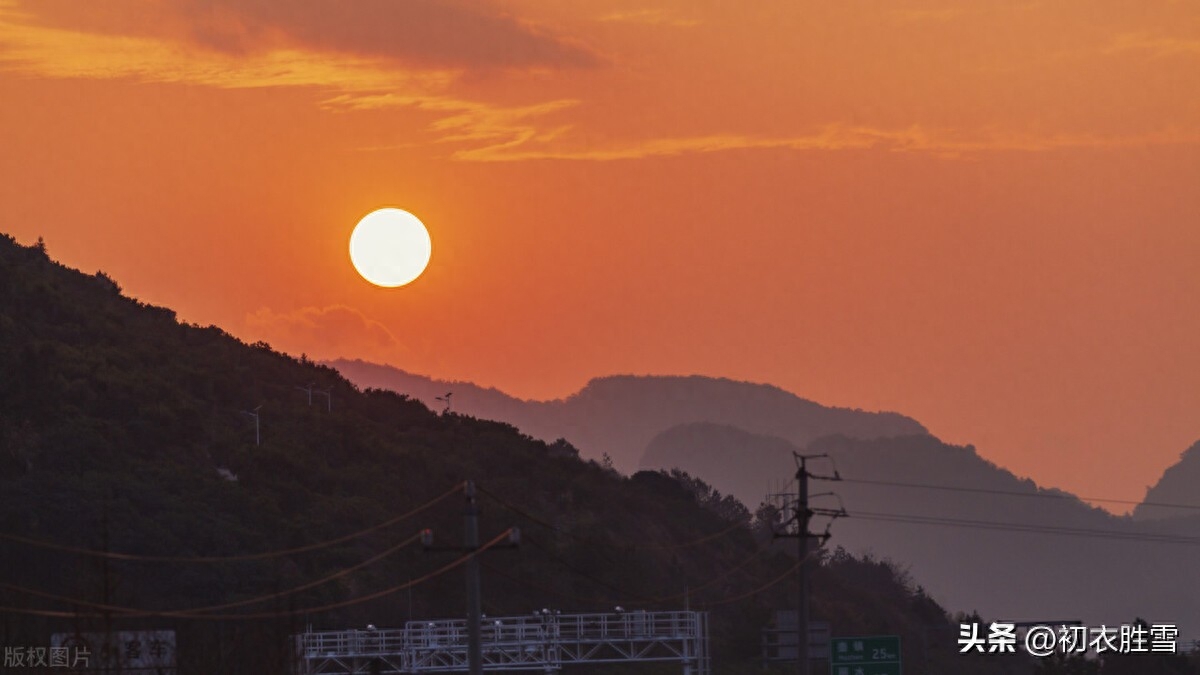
[348, 208, 432, 287]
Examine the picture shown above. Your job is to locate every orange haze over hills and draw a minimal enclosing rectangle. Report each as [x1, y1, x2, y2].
[2, 0, 1198, 511]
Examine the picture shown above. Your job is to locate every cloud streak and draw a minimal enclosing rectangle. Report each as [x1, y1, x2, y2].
[449, 124, 1200, 162]
[1107, 32, 1200, 58]
[18, 0, 601, 70]
[0, 1, 580, 155]
[0, 6, 451, 91]
[596, 9, 699, 28]
[4, 1, 1195, 164]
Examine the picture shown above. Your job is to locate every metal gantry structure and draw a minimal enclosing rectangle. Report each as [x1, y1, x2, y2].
[294, 610, 710, 675]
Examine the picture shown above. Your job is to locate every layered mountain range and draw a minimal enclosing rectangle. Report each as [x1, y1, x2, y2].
[331, 359, 1200, 635]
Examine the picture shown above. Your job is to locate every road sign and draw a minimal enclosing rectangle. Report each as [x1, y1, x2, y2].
[762, 616, 831, 661]
[830, 635, 900, 675]
[830, 665, 900, 675]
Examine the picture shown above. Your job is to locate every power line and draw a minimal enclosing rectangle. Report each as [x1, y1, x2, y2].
[487, 543, 779, 608]
[838, 477, 1200, 513]
[0, 482, 463, 562]
[248, 526, 507, 621]
[520, 531, 763, 607]
[699, 550, 816, 608]
[475, 486, 575, 538]
[482, 561, 612, 608]
[641, 545, 786, 607]
[521, 534, 638, 600]
[674, 546, 773, 600]
[849, 510, 1200, 546]
[643, 520, 749, 550]
[0, 529, 514, 621]
[473, 487, 621, 568]
[0, 532, 422, 618]
[478, 484, 750, 552]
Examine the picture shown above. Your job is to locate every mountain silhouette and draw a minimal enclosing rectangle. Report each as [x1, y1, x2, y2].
[642, 422, 1200, 633]
[1134, 440, 1200, 522]
[330, 360, 1200, 634]
[327, 358, 927, 472]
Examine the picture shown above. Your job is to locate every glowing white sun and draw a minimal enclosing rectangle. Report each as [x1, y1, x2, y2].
[349, 208, 432, 287]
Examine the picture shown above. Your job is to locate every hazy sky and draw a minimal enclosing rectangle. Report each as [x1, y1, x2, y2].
[2, 0, 1198, 509]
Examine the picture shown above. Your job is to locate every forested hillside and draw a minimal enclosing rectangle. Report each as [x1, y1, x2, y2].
[0, 234, 1024, 674]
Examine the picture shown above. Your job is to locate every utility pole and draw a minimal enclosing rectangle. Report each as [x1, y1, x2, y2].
[465, 481, 482, 675]
[101, 498, 114, 672]
[775, 453, 843, 675]
[421, 481, 519, 675]
[315, 388, 331, 413]
[241, 405, 262, 446]
[797, 456, 810, 675]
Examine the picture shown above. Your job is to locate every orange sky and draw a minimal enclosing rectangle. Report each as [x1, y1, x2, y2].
[2, 0, 1198, 511]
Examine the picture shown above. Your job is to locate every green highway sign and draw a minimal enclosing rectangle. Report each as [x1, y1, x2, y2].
[830, 636, 901, 675]
[830, 665, 900, 675]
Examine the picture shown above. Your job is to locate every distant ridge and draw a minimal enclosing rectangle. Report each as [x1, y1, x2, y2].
[641, 422, 1200, 632]
[327, 358, 929, 472]
[328, 359, 1200, 632]
[1134, 439, 1200, 521]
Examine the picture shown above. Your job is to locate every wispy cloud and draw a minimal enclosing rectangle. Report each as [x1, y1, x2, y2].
[0, 7, 453, 90]
[1107, 32, 1200, 58]
[596, 8, 699, 28]
[889, 2, 1040, 24]
[17, 0, 601, 70]
[450, 124, 1200, 162]
[319, 93, 578, 155]
[4, 1, 1195, 164]
[888, 7, 970, 23]
[0, 1, 583, 156]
